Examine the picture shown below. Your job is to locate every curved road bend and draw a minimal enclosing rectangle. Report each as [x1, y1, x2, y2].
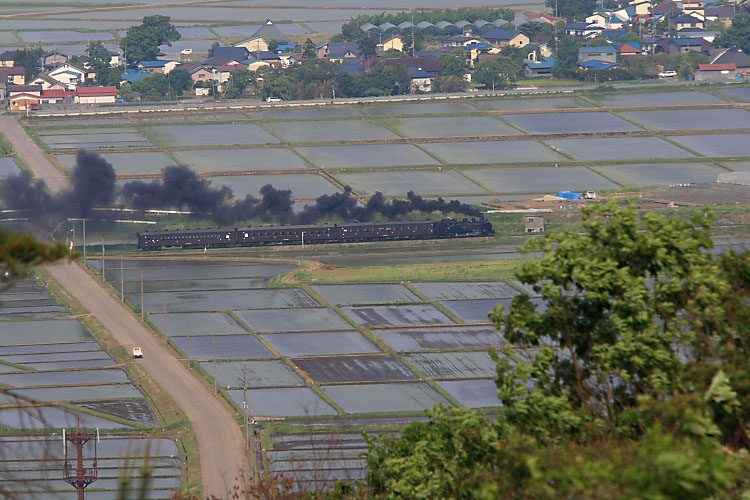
[0, 114, 249, 497]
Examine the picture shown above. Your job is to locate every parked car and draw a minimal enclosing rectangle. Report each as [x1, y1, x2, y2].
[658, 70, 677, 79]
[584, 191, 597, 199]
[180, 48, 193, 55]
[266, 96, 282, 103]
[132, 346, 143, 358]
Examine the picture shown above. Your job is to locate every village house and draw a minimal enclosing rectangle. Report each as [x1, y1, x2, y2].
[0, 50, 15, 68]
[704, 7, 735, 27]
[445, 35, 479, 48]
[408, 67, 432, 92]
[29, 73, 66, 90]
[379, 34, 404, 52]
[482, 28, 530, 48]
[709, 47, 750, 73]
[136, 60, 179, 74]
[0, 67, 25, 85]
[48, 63, 87, 88]
[74, 86, 118, 104]
[674, 14, 705, 31]
[578, 46, 618, 64]
[695, 63, 738, 81]
[317, 42, 361, 62]
[524, 54, 555, 78]
[212, 47, 250, 61]
[565, 22, 604, 38]
[40, 51, 68, 70]
[384, 57, 443, 77]
[232, 21, 287, 53]
[523, 215, 545, 233]
[665, 37, 712, 54]
[8, 93, 39, 112]
[615, 41, 643, 57]
[39, 88, 75, 105]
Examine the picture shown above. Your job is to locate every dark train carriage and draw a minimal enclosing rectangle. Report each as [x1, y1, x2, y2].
[237, 224, 337, 246]
[435, 218, 495, 238]
[137, 229, 235, 250]
[337, 220, 435, 242]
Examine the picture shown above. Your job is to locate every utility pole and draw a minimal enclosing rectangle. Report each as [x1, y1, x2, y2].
[62, 426, 99, 500]
[82, 219, 86, 263]
[163, 291, 167, 343]
[213, 337, 217, 394]
[243, 366, 248, 450]
[140, 271, 144, 321]
[100, 239, 104, 279]
[120, 254, 124, 302]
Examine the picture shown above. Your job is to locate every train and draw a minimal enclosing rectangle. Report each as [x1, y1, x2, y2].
[136, 218, 494, 250]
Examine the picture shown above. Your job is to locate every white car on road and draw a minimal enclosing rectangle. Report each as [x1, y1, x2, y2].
[132, 346, 143, 358]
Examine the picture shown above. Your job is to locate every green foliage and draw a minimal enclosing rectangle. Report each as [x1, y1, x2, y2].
[546, 0, 597, 20]
[267, 39, 288, 52]
[714, 13, 750, 53]
[473, 57, 521, 89]
[678, 50, 708, 78]
[0, 231, 69, 287]
[360, 203, 750, 499]
[120, 15, 180, 66]
[13, 47, 43, 81]
[435, 74, 467, 92]
[519, 20, 555, 38]
[87, 42, 122, 87]
[208, 41, 220, 58]
[438, 48, 469, 77]
[553, 35, 581, 77]
[130, 68, 192, 100]
[302, 38, 316, 57]
[357, 36, 378, 59]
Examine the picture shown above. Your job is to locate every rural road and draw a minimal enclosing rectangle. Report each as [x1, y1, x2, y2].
[0, 114, 250, 497]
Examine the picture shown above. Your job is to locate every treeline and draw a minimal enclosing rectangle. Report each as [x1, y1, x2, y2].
[223, 59, 411, 100]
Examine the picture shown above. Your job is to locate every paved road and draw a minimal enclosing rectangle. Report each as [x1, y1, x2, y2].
[0, 113, 250, 497]
[0, 115, 69, 193]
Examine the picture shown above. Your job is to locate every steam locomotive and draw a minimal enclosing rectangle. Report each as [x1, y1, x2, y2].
[136, 218, 494, 250]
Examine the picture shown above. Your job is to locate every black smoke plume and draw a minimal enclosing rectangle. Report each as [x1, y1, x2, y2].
[1, 150, 482, 235]
[0, 149, 117, 234]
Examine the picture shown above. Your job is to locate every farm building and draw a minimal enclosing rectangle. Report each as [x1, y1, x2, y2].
[523, 215, 545, 233]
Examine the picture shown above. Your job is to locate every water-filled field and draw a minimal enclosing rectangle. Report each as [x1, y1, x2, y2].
[389, 116, 523, 138]
[312, 284, 420, 305]
[373, 326, 505, 351]
[413, 281, 520, 300]
[420, 139, 566, 164]
[436, 379, 501, 408]
[592, 90, 726, 107]
[476, 96, 593, 110]
[253, 106, 363, 120]
[504, 111, 642, 134]
[619, 109, 750, 130]
[262, 331, 379, 356]
[0, 157, 21, 178]
[147, 123, 279, 147]
[293, 354, 417, 382]
[336, 170, 487, 196]
[667, 134, 750, 157]
[546, 136, 694, 161]
[366, 101, 479, 115]
[19, 30, 114, 43]
[228, 387, 336, 416]
[264, 119, 398, 142]
[296, 144, 439, 168]
[57, 151, 175, 175]
[321, 383, 449, 413]
[464, 166, 619, 193]
[403, 351, 497, 378]
[595, 162, 726, 186]
[210, 173, 340, 198]
[341, 304, 454, 326]
[718, 87, 750, 102]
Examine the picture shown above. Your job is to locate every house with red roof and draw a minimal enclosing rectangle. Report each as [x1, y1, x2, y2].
[74, 86, 118, 104]
[695, 63, 738, 81]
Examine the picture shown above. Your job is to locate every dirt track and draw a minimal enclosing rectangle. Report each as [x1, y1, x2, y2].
[1, 114, 249, 498]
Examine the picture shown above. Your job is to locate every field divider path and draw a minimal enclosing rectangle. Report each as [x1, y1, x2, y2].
[1, 112, 250, 498]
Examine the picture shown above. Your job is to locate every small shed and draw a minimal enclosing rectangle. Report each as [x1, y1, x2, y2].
[523, 215, 545, 233]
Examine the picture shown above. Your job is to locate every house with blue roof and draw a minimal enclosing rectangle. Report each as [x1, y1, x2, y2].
[212, 46, 250, 62]
[482, 28, 529, 48]
[566, 22, 603, 38]
[120, 68, 152, 85]
[666, 37, 712, 55]
[408, 66, 433, 92]
[578, 60, 618, 70]
[524, 55, 556, 78]
[136, 60, 180, 74]
[578, 46, 617, 64]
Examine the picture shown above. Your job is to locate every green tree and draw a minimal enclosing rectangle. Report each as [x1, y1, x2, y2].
[357, 35, 378, 59]
[208, 41, 220, 58]
[120, 15, 180, 66]
[436, 74, 467, 92]
[438, 48, 469, 77]
[473, 57, 520, 89]
[547, 0, 597, 20]
[167, 68, 192, 98]
[678, 50, 708, 78]
[302, 38, 316, 57]
[362, 204, 750, 499]
[714, 13, 750, 53]
[13, 47, 43, 81]
[553, 34, 581, 78]
[86, 41, 121, 87]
